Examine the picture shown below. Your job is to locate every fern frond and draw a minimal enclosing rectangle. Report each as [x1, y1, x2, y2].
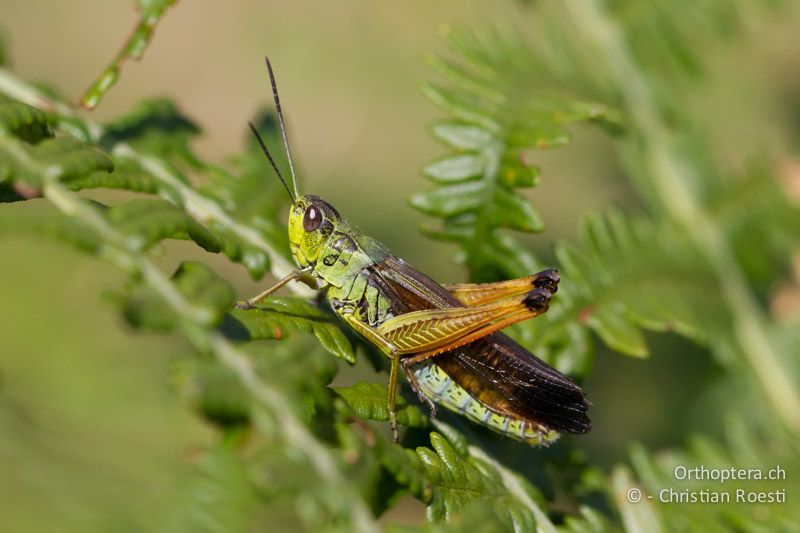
[708, 165, 800, 291]
[0, 94, 52, 143]
[164, 446, 262, 532]
[173, 339, 338, 431]
[100, 97, 201, 166]
[621, 417, 800, 530]
[520, 210, 725, 370]
[609, 0, 761, 94]
[171, 357, 251, 429]
[413, 26, 622, 282]
[564, 0, 800, 431]
[199, 113, 295, 264]
[0, 69, 303, 285]
[334, 382, 430, 428]
[0, 107, 379, 530]
[0, 67, 382, 531]
[225, 297, 356, 363]
[106, 199, 222, 252]
[0, 134, 113, 189]
[332, 388, 560, 530]
[0, 208, 100, 251]
[417, 432, 539, 530]
[114, 261, 235, 331]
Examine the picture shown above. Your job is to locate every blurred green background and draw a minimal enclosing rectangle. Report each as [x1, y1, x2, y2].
[2, 0, 799, 530]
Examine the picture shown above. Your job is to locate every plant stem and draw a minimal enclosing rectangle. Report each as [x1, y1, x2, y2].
[565, 0, 800, 433]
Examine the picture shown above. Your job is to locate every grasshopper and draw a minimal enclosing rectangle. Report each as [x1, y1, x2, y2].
[240, 58, 590, 444]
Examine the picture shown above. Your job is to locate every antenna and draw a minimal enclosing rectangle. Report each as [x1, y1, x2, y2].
[248, 121, 295, 202]
[264, 56, 299, 199]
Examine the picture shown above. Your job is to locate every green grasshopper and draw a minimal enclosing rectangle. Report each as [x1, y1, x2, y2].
[239, 58, 590, 444]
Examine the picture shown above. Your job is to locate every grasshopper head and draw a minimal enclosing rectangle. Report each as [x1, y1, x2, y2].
[288, 195, 341, 268]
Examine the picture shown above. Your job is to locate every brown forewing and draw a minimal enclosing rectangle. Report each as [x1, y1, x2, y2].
[366, 255, 590, 434]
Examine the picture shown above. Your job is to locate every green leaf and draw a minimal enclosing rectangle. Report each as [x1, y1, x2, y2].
[118, 261, 235, 331]
[172, 261, 237, 319]
[410, 181, 487, 218]
[0, 95, 52, 142]
[423, 154, 486, 183]
[105, 198, 222, 253]
[585, 304, 648, 358]
[421, 84, 500, 133]
[206, 222, 272, 280]
[415, 432, 538, 530]
[334, 382, 430, 429]
[506, 118, 571, 150]
[199, 115, 295, 277]
[707, 165, 800, 292]
[101, 98, 201, 166]
[65, 159, 159, 194]
[415, 26, 620, 282]
[619, 415, 800, 530]
[0, 207, 100, 252]
[202, 113, 293, 221]
[36, 137, 113, 180]
[429, 120, 493, 150]
[499, 153, 539, 188]
[425, 53, 506, 105]
[522, 210, 727, 369]
[164, 446, 261, 533]
[488, 187, 543, 231]
[0, 135, 112, 189]
[171, 357, 250, 428]
[224, 297, 355, 363]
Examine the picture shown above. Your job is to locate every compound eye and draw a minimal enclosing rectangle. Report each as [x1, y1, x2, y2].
[303, 205, 322, 232]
